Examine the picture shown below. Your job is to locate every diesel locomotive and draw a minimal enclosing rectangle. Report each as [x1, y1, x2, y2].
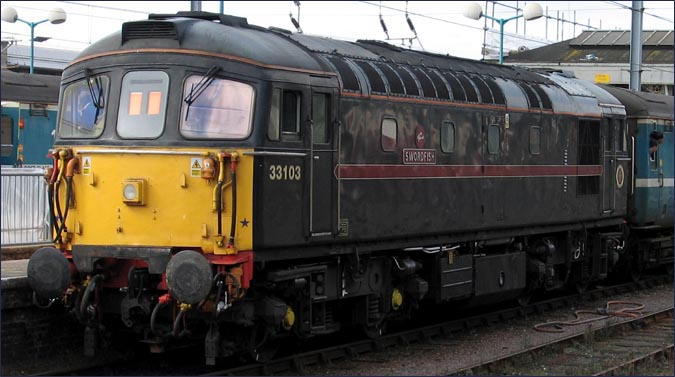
[27, 11, 673, 363]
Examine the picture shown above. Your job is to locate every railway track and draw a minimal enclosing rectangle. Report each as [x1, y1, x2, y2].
[199, 275, 672, 376]
[449, 307, 673, 376]
[17, 274, 670, 376]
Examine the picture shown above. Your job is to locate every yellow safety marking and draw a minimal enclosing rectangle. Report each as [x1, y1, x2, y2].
[82, 157, 91, 175]
[190, 157, 202, 177]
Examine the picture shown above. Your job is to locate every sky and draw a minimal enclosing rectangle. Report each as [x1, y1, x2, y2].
[1, 1, 674, 60]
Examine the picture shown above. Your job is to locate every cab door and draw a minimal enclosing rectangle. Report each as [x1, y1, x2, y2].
[308, 82, 338, 236]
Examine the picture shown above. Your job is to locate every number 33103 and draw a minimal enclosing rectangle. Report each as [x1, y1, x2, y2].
[269, 165, 301, 180]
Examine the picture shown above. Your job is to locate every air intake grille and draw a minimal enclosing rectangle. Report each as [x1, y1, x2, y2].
[122, 21, 178, 43]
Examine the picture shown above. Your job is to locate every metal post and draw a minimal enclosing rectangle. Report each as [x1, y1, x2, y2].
[545, 7, 548, 40]
[556, 10, 559, 41]
[629, 0, 643, 91]
[29, 22, 35, 74]
[573, 10, 576, 36]
[481, 13, 523, 64]
[190, 1, 202, 11]
[18, 19, 49, 74]
[515, 0, 519, 34]
[498, 19, 505, 64]
[220, 0, 224, 14]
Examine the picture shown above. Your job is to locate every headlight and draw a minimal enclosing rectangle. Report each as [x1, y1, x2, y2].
[122, 179, 145, 205]
[123, 184, 137, 200]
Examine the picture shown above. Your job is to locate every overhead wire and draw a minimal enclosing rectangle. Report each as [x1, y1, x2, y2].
[603, 1, 674, 25]
[359, 1, 552, 47]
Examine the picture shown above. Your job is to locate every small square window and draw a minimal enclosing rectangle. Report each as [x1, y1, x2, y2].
[268, 89, 301, 142]
[487, 124, 500, 155]
[529, 126, 541, 155]
[282, 91, 300, 134]
[441, 121, 455, 153]
[615, 120, 627, 152]
[381, 118, 397, 152]
[312, 93, 329, 144]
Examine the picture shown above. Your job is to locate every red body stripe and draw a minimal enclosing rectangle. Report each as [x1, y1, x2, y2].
[338, 165, 603, 179]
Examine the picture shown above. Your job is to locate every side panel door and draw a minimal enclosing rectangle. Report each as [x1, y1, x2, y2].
[309, 84, 338, 236]
[482, 114, 505, 223]
[602, 117, 616, 213]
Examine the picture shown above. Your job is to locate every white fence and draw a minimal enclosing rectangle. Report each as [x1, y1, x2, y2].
[1, 166, 51, 246]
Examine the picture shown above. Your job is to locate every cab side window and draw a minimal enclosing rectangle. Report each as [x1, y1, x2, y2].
[269, 88, 301, 141]
[312, 93, 329, 144]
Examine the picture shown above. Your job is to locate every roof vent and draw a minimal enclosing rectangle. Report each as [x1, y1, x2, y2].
[122, 21, 178, 43]
[148, 11, 249, 27]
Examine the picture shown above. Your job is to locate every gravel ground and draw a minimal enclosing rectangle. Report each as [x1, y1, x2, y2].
[301, 283, 674, 376]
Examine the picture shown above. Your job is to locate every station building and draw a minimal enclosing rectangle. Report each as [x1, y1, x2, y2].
[504, 30, 674, 96]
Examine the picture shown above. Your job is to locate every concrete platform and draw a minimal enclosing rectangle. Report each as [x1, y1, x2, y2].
[1, 259, 29, 290]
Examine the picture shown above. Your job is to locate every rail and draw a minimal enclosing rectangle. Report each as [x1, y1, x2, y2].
[1, 167, 51, 246]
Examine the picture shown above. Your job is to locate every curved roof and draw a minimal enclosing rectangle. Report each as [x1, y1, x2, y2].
[73, 11, 613, 114]
[76, 13, 325, 72]
[75, 11, 553, 85]
[600, 85, 675, 120]
[0, 70, 61, 104]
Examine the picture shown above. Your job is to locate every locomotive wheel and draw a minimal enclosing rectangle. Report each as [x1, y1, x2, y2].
[573, 281, 589, 294]
[516, 289, 532, 307]
[363, 320, 387, 339]
[628, 264, 642, 283]
[242, 323, 279, 363]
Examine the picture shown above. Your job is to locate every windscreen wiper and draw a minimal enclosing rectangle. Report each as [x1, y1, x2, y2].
[84, 69, 105, 125]
[184, 65, 221, 120]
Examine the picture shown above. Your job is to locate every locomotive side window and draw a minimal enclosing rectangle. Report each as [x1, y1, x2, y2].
[649, 144, 658, 170]
[530, 127, 541, 155]
[281, 91, 300, 136]
[268, 89, 281, 141]
[268, 89, 301, 141]
[381, 118, 397, 152]
[615, 119, 627, 152]
[312, 93, 328, 144]
[487, 124, 500, 155]
[58, 76, 109, 138]
[441, 121, 455, 153]
[180, 74, 254, 139]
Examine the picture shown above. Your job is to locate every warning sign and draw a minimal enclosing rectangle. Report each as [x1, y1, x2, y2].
[82, 157, 91, 175]
[190, 158, 202, 177]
